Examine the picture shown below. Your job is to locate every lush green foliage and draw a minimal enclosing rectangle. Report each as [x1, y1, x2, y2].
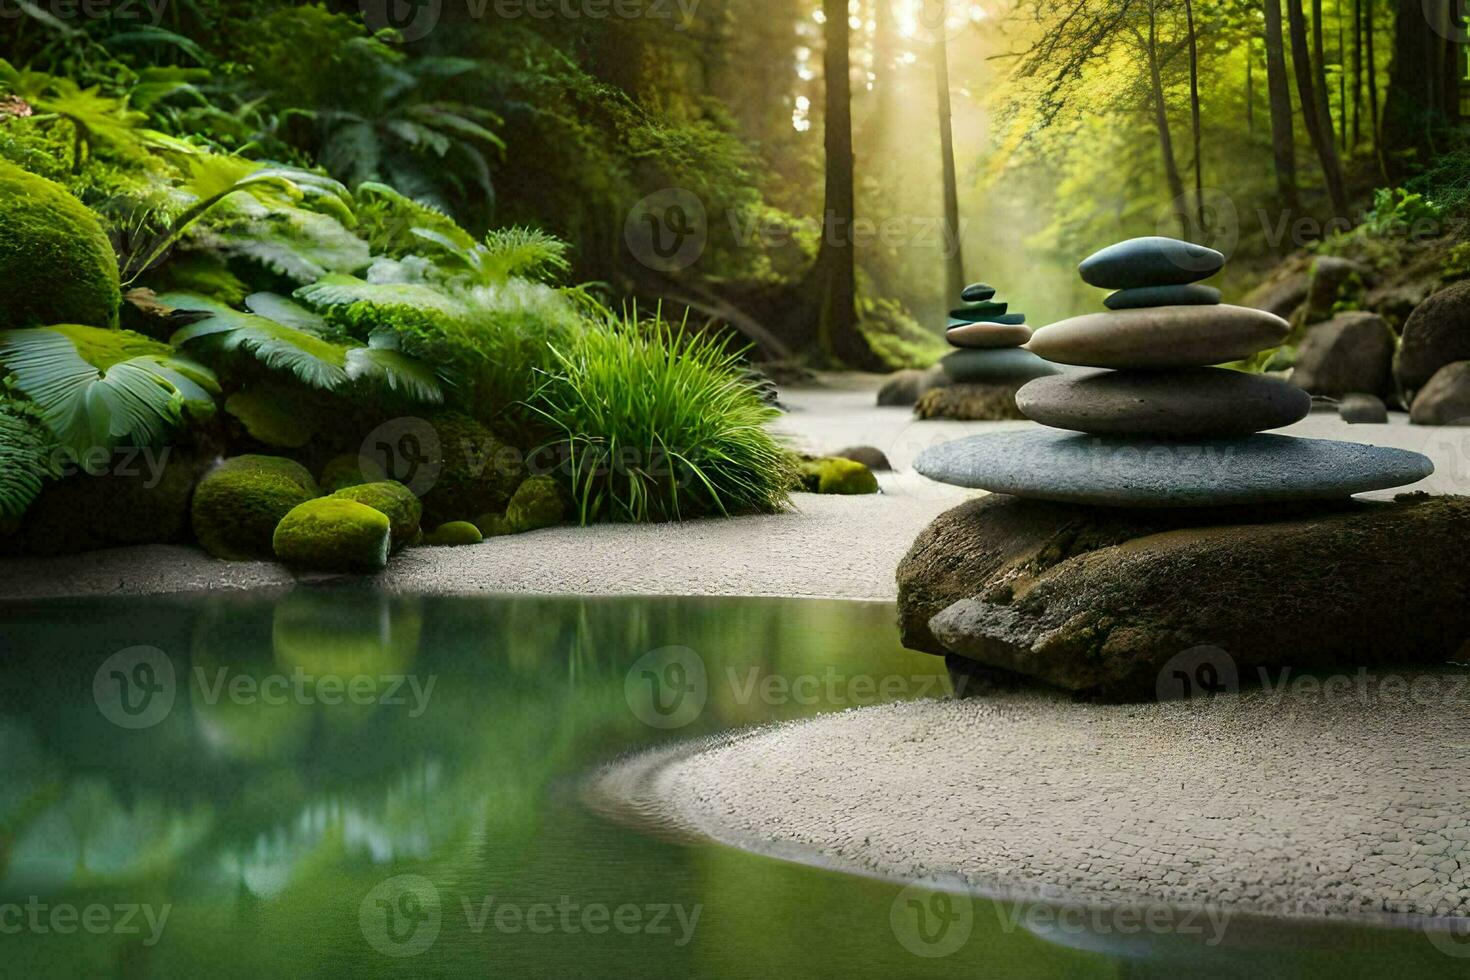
[531, 312, 794, 524]
[0, 395, 65, 520]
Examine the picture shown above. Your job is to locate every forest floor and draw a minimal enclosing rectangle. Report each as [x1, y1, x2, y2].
[1, 373, 1464, 602]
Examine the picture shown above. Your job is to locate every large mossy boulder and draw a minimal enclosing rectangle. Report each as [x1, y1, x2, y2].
[330, 481, 420, 550]
[506, 475, 567, 532]
[191, 455, 317, 560]
[419, 412, 526, 526]
[0, 161, 121, 328]
[273, 498, 391, 572]
[914, 382, 1028, 421]
[423, 520, 483, 546]
[896, 493, 1470, 701]
[0, 447, 210, 556]
[1397, 280, 1470, 394]
[797, 457, 879, 495]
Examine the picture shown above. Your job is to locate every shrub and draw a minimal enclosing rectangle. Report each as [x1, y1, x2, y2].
[0, 161, 121, 327]
[531, 312, 794, 523]
[273, 497, 391, 572]
[331, 481, 421, 550]
[191, 455, 317, 560]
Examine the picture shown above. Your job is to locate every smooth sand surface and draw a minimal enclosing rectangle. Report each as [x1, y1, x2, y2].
[2, 375, 1460, 602]
[593, 683, 1470, 922]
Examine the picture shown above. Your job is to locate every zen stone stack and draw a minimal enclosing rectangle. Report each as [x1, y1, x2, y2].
[916, 237, 1434, 506]
[940, 281, 1058, 384]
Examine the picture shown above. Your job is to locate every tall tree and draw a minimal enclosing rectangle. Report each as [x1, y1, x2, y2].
[1383, 0, 1461, 174]
[1365, 0, 1385, 177]
[1286, 0, 1348, 217]
[1310, 0, 1337, 146]
[934, 31, 966, 305]
[1184, 0, 1205, 233]
[1144, 0, 1190, 236]
[800, 0, 880, 368]
[1263, 0, 1301, 210]
[1351, 0, 1363, 147]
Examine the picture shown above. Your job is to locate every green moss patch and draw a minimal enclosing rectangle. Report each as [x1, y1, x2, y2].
[331, 481, 421, 550]
[506, 475, 566, 532]
[273, 497, 392, 572]
[191, 455, 318, 560]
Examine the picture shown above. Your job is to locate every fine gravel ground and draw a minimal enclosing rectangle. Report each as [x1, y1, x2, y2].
[2, 375, 1465, 601]
[592, 681, 1470, 923]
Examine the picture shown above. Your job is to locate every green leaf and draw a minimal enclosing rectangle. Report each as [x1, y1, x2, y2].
[161, 291, 351, 391]
[0, 395, 66, 520]
[0, 326, 218, 453]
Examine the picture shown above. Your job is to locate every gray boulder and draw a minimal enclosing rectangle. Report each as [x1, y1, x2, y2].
[1302, 256, 1372, 324]
[1290, 311, 1395, 397]
[1398, 280, 1470, 393]
[1338, 393, 1389, 424]
[1409, 360, 1470, 426]
[833, 445, 893, 471]
[896, 493, 1470, 701]
[877, 369, 924, 406]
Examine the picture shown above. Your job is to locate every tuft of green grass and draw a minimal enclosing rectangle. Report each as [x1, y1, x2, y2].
[530, 311, 795, 524]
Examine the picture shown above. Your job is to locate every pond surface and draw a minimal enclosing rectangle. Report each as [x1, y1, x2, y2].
[0, 588, 1459, 978]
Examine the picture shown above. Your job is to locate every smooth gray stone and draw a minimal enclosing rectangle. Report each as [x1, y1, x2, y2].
[941, 348, 1061, 384]
[1104, 284, 1221, 310]
[1080, 237, 1225, 289]
[950, 301, 1008, 321]
[1016, 368, 1311, 436]
[960, 282, 996, 302]
[913, 429, 1433, 507]
[947, 321, 1033, 350]
[1027, 305, 1289, 369]
[1339, 393, 1389, 424]
[948, 313, 1026, 327]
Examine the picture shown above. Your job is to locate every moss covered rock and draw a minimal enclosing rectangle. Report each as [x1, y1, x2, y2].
[318, 453, 388, 493]
[419, 412, 526, 526]
[914, 382, 1028, 421]
[423, 520, 483, 546]
[506, 475, 566, 532]
[473, 512, 515, 537]
[331, 481, 421, 550]
[273, 498, 391, 572]
[797, 457, 879, 495]
[0, 161, 121, 328]
[191, 455, 317, 560]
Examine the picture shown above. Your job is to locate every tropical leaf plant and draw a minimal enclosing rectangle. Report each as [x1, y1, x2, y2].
[160, 291, 443, 404]
[0, 394, 66, 520]
[0, 324, 219, 453]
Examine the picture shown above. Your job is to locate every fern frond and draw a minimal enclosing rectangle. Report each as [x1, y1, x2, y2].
[0, 395, 65, 520]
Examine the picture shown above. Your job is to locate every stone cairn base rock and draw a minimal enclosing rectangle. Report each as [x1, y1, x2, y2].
[913, 281, 1061, 420]
[904, 236, 1443, 700]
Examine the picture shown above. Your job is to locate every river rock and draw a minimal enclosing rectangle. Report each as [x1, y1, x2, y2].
[1015, 368, 1310, 437]
[960, 282, 996, 302]
[1339, 393, 1389, 424]
[949, 314, 1026, 327]
[834, 445, 892, 471]
[1398, 280, 1470, 393]
[950, 301, 1009, 322]
[895, 492, 1470, 701]
[947, 322, 1033, 349]
[915, 383, 1028, 422]
[1290, 311, 1395, 397]
[1026, 305, 1290, 369]
[941, 348, 1061, 383]
[913, 429, 1433, 506]
[1079, 237, 1225, 289]
[1104, 284, 1221, 310]
[1409, 361, 1470, 426]
[877, 369, 924, 406]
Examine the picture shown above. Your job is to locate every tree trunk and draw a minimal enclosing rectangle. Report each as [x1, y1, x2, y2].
[1184, 0, 1205, 233]
[1337, 4, 1348, 150]
[801, 0, 879, 369]
[1311, 0, 1337, 146]
[1366, 0, 1384, 177]
[1383, 0, 1458, 174]
[935, 32, 966, 305]
[1247, 48, 1256, 136]
[1286, 0, 1349, 217]
[1146, 0, 1189, 237]
[1263, 0, 1301, 210]
[1351, 0, 1362, 147]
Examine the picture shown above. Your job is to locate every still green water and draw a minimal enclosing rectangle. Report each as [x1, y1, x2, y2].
[0, 588, 1460, 978]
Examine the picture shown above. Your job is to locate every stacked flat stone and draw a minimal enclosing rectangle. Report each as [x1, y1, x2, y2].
[916, 237, 1435, 507]
[939, 281, 1059, 385]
